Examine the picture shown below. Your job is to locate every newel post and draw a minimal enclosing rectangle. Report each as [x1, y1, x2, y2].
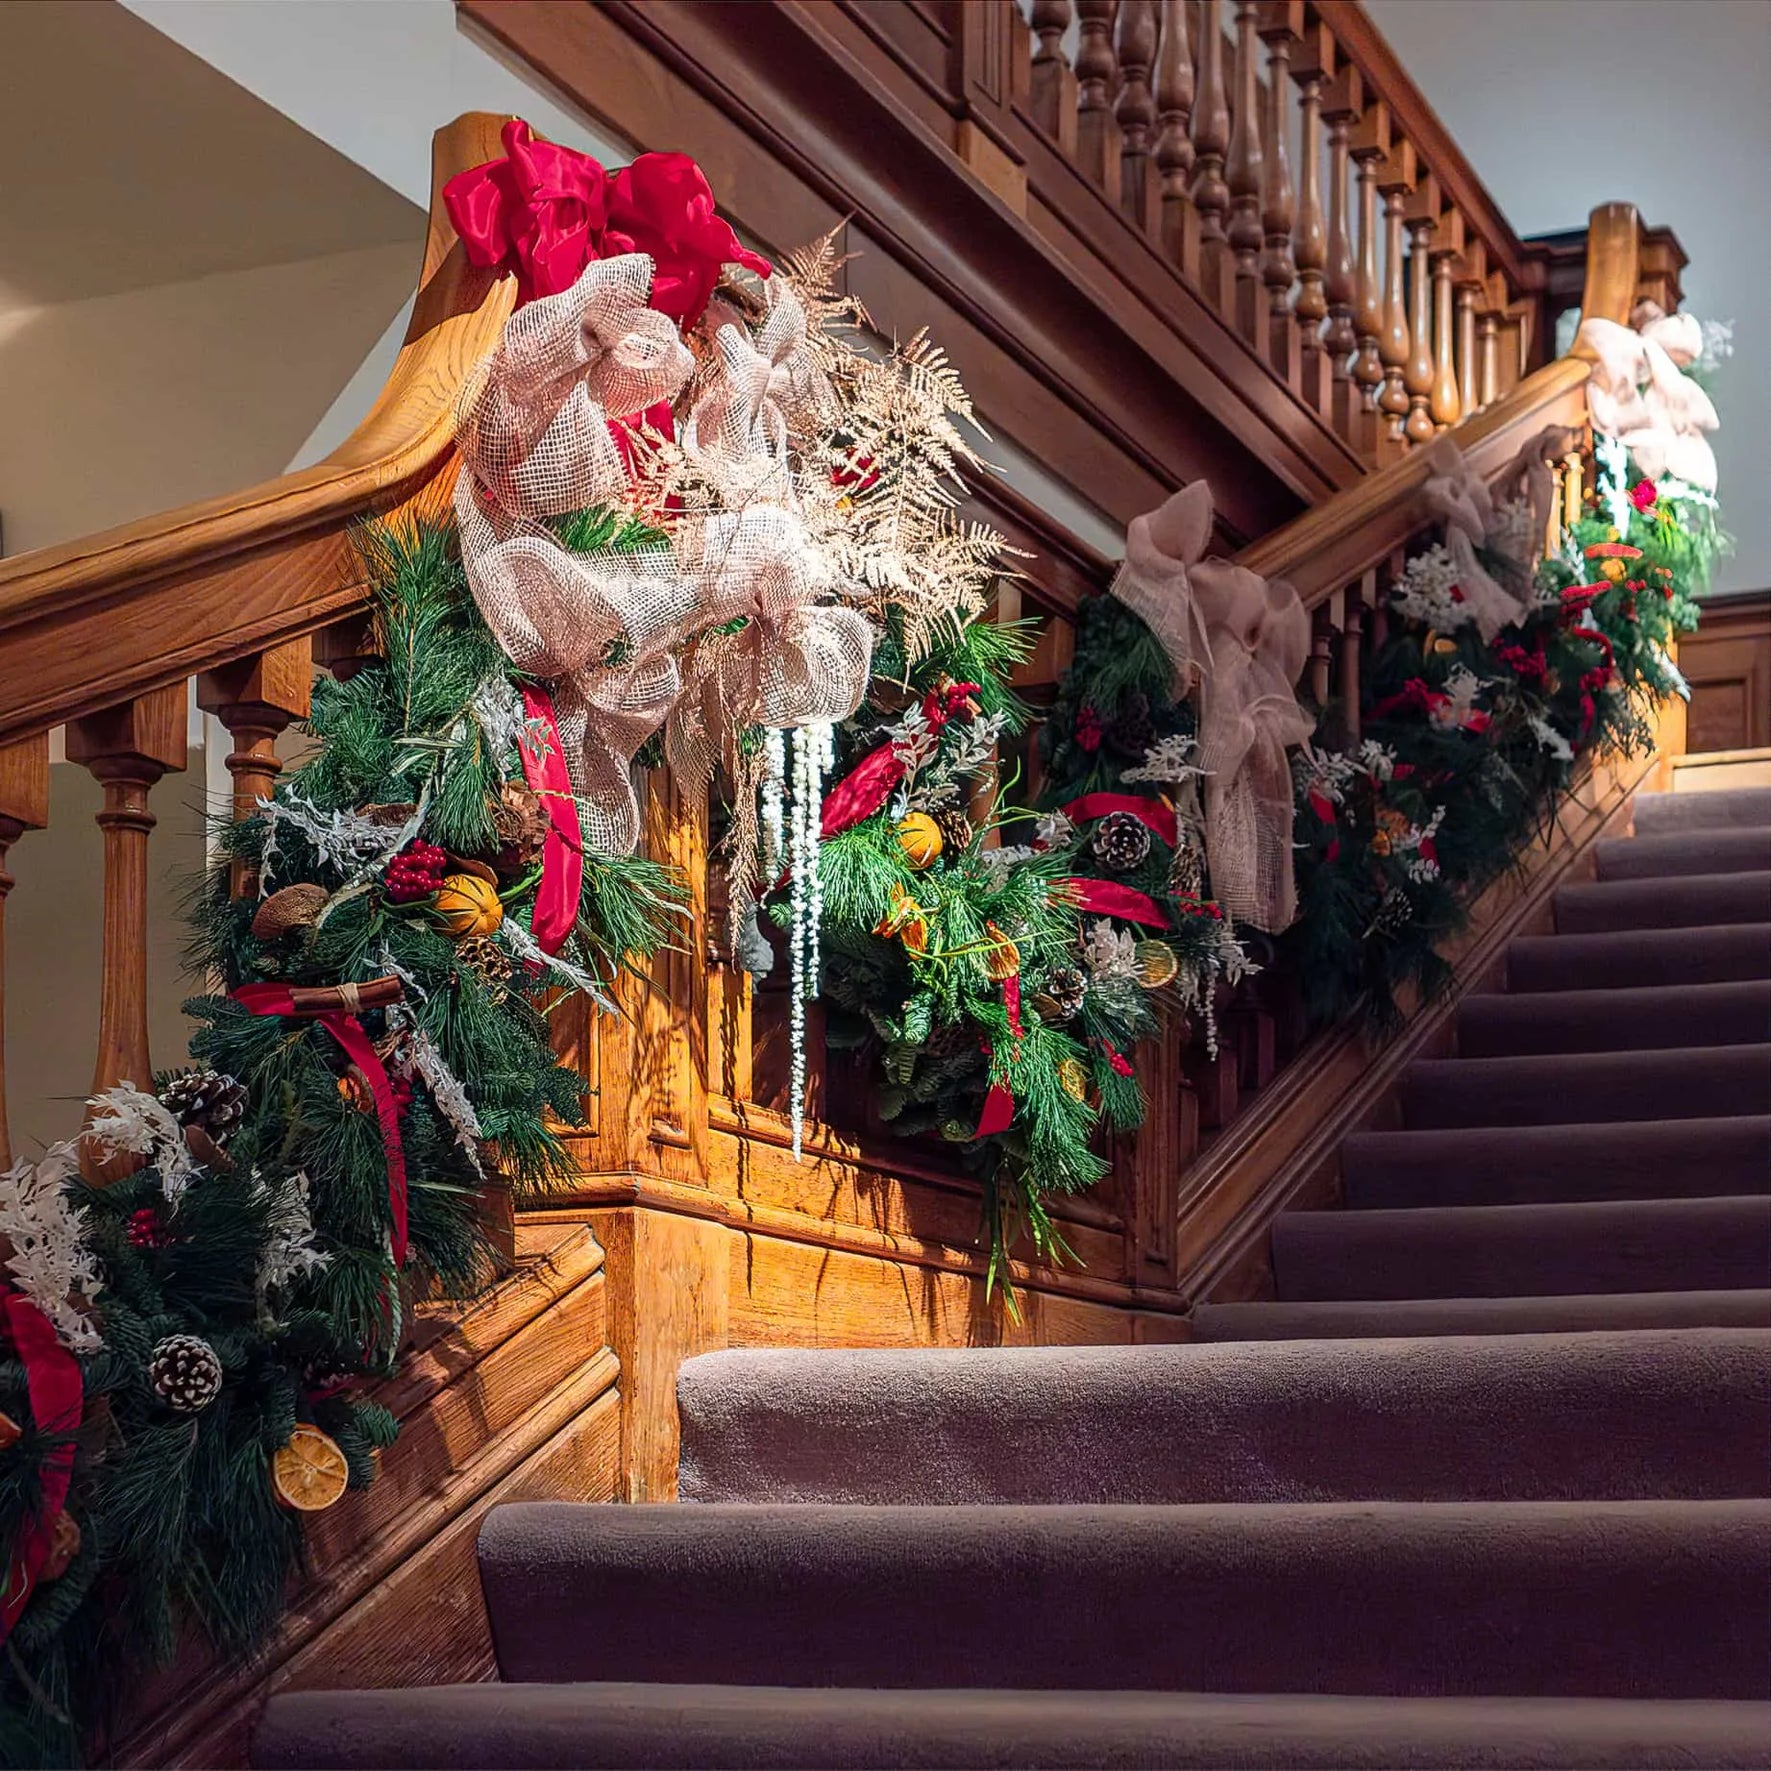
[954, 0, 1031, 215]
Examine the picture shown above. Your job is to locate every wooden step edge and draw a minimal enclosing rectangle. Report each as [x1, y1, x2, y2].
[117, 1348, 620, 1768]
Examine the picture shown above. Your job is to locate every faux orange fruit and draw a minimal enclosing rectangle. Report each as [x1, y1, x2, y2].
[894, 812, 944, 871]
[271, 1425, 351, 1513]
[433, 872, 504, 937]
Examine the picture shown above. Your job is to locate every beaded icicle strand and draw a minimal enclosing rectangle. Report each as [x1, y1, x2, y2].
[783, 722, 835, 1159]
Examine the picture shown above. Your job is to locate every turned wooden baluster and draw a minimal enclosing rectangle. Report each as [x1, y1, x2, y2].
[1289, 22, 1331, 412]
[197, 638, 313, 898]
[1309, 602, 1334, 708]
[1478, 274, 1502, 410]
[1257, 4, 1300, 386]
[1455, 245, 1485, 416]
[1189, 0, 1233, 306]
[1224, 1, 1267, 350]
[1341, 582, 1368, 743]
[1347, 109, 1386, 441]
[1115, 0, 1159, 227]
[1374, 139, 1416, 447]
[1320, 67, 1361, 436]
[1030, 0, 1080, 149]
[0, 736, 50, 1168]
[1153, 0, 1196, 264]
[1075, 0, 1124, 201]
[1401, 180, 1438, 446]
[1429, 208, 1464, 432]
[67, 684, 188, 1177]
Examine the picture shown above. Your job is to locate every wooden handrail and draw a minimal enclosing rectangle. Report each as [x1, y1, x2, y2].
[1239, 202, 1640, 601]
[0, 113, 513, 751]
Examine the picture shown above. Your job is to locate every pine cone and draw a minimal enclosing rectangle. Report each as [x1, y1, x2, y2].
[1106, 692, 1156, 759]
[457, 934, 515, 1001]
[147, 1334, 222, 1413]
[1033, 964, 1088, 1024]
[1091, 810, 1152, 872]
[492, 781, 550, 872]
[159, 1068, 248, 1143]
[932, 803, 974, 856]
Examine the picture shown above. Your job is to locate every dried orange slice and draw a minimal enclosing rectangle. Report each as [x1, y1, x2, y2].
[271, 1425, 350, 1513]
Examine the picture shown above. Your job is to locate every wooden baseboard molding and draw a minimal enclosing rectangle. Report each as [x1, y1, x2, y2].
[1177, 750, 1652, 1304]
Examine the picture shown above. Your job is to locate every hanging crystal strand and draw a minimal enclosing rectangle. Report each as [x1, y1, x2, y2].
[784, 721, 835, 1161]
[760, 725, 787, 877]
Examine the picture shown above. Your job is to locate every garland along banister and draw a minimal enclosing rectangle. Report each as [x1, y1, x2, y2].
[0, 111, 1730, 1761]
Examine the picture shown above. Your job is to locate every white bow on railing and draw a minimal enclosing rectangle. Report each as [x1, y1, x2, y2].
[1579, 309, 1719, 493]
[1114, 481, 1313, 933]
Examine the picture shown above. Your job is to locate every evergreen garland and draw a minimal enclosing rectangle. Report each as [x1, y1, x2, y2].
[0, 520, 678, 1765]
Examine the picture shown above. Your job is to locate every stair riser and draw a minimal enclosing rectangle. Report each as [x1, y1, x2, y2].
[1273, 1198, 1771, 1301]
[1342, 1118, 1771, 1208]
[1402, 1048, 1770, 1128]
[674, 1335, 1771, 1506]
[480, 1502, 1771, 1701]
[1192, 1292, 1771, 1341]
[1597, 828, 1771, 880]
[1554, 874, 1771, 936]
[1456, 982, 1771, 1057]
[1633, 788, 1771, 835]
[1506, 925, 1771, 992]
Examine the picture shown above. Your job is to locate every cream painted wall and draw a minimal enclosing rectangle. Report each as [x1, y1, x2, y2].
[0, 241, 416, 557]
[1366, 0, 1769, 594]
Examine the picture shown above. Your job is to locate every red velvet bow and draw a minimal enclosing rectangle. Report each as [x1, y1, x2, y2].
[1061, 877, 1170, 928]
[519, 687, 584, 956]
[0, 1292, 82, 1646]
[231, 985, 409, 1265]
[444, 119, 770, 326]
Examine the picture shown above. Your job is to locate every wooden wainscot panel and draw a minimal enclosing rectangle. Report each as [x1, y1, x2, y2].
[1678, 590, 1771, 754]
[157, 1382, 622, 1771]
[1180, 750, 1653, 1305]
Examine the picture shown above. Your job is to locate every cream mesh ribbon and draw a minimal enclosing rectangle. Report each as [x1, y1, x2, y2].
[1112, 481, 1313, 932]
[1419, 427, 1572, 641]
[1579, 310, 1719, 493]
[453, 257, 872, 857]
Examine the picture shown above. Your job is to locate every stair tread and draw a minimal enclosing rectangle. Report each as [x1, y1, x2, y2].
[1272, 1195, 1771, 1300]
[479, 1498, 1771, 1700]
[253, 1684, 1771, 1771]
[1192, 1291, 1771, 1339]
[1341, 1114, 1771, 1207]
[1598, 826, 1771, 880]
[1553, 870, 1771, 934]
[1456, 978, 1771, 1056]
[673, 1331, 1771, 1506]
[1633, 786, 1771, 834]
[1506, 921, 1771, 990]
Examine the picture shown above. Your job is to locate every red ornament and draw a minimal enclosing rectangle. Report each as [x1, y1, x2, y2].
[1630, 479, 1659, 512]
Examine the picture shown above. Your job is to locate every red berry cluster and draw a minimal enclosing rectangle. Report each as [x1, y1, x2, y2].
[128, 1207, 174, 1250]
[385, 840, 449, 904]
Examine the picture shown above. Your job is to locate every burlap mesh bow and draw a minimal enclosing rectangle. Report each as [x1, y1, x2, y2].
[453, 258, 872, 857]
[1580, 312, 1719, 493]
[1419, 428, 1572, 641]
[1112, 481, 1313, 932]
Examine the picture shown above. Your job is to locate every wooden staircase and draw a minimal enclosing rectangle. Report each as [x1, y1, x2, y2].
[0, 5, 1735, 1760]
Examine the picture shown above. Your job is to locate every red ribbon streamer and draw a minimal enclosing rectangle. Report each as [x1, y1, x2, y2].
[819, 683, 983, 843]
[519, 686, 584, 956]
[1062, 877, 1170, 928]
[1059, 792, 1179, 848]
[0, 1292, 81, 1645]
[974, 1082, 1015, 1138]
[232, 986, 408, 1265]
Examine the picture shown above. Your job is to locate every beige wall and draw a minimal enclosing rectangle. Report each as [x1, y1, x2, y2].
[0, 241, 416, 557]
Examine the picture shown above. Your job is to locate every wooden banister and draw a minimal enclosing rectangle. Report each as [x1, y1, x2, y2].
[0, 112, 512, 752]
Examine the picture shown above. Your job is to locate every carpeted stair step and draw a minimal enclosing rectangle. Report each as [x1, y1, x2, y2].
[673, 1334, 1770, 1506]
[1506, 922, 1771, 992]
[1191, 1291, 1771, 1341]
[251, 1684, 1771, 1770]
[1597, 825, 1771, 880]
[1400, 1045, 1770, 1127]
[1633, 785, 1771, 835]
[477, 1499, 1771, 1700]
[1272, 1196, 1771, 1300]
[1341, 1116, 1771, 1208]
[1553, 871, 1771, 934]
[1456, 979, 1771, 1057]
